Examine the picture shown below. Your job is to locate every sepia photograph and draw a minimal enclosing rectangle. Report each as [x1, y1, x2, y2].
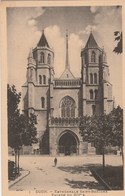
[0, 1, 124, 196]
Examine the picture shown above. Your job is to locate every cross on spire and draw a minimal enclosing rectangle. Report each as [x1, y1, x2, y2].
[37, 29, 50, 48]
[85, 31, 98, 48]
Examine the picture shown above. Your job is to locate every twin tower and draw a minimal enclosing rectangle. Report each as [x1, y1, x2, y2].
[22, 30, 113, 155]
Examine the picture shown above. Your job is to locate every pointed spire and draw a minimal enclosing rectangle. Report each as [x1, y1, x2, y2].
[85, 32, 98, 48]
[37, 29, 50, 48]
[28, 48, 33, 58]
[102, 45, 105, 54]
[65, 29, 70, 69]
[102, 45, 107, 63]
[90, 26, 93, 34]
[27, 48, 36, 66]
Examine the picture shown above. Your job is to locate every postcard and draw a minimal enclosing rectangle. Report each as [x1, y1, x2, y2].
[0, 1, 124, 196]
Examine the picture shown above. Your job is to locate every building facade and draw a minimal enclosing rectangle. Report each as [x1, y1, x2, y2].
[22, 30, 113, 155]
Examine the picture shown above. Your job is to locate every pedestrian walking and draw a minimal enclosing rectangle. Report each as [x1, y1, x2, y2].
[54, 157, 57, 166]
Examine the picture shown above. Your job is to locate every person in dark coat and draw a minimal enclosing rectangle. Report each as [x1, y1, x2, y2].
[54, 157, 57, 166]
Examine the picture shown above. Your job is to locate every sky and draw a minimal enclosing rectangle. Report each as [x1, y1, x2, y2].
[7, 6, 122, 107]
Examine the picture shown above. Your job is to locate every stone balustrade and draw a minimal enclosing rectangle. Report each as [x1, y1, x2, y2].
[49, 117, 81, 126]
[54, 79, 81, 87]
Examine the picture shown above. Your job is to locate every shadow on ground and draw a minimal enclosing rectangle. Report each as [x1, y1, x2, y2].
[57, 164, 101, 174]
[65, 178, 104, 189]
[58, 164, 105, 190]
[93, 165, 124, 190]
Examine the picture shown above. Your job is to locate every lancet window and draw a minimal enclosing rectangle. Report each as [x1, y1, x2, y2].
[91, 51, 96, 62]
[60, 96, 75, 118]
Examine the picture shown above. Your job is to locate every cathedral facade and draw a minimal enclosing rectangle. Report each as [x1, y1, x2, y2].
[22, 30, 113, 155]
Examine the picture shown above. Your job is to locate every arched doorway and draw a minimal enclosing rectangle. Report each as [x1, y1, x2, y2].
[58, 131, 79, 155]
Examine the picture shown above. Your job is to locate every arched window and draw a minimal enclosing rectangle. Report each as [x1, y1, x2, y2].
[95, 89, 98, 99]
[66, 107, 70, 117]
[90, 90, 93, 99]
[94, 73, 97, 84]
[84, 53, 88, 64]
[91, 51, 96, 62]
[71, 107, 75, 117]
[92, 105, 96, 115]
[47, 53, 51, 64]
[40, 52, 45, 63]
[61, 107, 65, 118]
[41, 97, 45, 108]
[43, 75, 46, 84]
[60, 96, 75, 118]
[39, 75, 42, 84]
[99, 55, 102, 64]
[90, 73, 93, 84]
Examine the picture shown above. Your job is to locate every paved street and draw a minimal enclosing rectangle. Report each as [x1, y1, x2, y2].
[9, 155, 122, 191]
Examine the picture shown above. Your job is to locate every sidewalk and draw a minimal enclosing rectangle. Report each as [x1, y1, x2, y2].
[8, 170, 30, 188]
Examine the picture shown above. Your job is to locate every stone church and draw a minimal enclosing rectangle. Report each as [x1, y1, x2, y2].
[22, 30, 113, 155]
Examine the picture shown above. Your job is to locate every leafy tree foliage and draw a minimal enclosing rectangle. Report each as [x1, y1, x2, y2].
[109, 106, 123, 161]
[18, 113, 38, 147]
[7, 84, 38, 173]
[8, 84, 21, 149]
[79, 114, 112, 172]
[80, 114, 112, 150]
[80, 107, 123, 172]
[113, 31, 122, 54]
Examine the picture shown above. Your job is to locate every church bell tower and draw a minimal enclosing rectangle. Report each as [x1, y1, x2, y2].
[81, 32, 113, 116]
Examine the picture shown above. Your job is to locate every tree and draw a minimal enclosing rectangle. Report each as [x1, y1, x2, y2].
[19, 113, 38, 146]
[79, 114, 112, 174]
[7, 84, 38, 174]
[8, 84, 21, 172]
[109, 106, 123, 163]
[79, 116, 90, 142]
[113, 31, 122, 54]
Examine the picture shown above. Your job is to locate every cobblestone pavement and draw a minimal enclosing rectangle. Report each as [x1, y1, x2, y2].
[9, 155, 122, 191]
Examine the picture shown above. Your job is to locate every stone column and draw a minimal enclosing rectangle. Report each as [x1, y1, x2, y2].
[79, 140, 84, 155]
[51, 144, 58, 156]
[49, 127, 58, 156]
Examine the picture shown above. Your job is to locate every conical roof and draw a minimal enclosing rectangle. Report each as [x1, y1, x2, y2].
[37, 30, 50, 48]
[85, 32, 98, 48]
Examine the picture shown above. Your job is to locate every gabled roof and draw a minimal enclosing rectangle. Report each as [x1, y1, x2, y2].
[59, 68, 75, 80]
[85, 32, 98, 48]
[37, 30, 50, 48]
